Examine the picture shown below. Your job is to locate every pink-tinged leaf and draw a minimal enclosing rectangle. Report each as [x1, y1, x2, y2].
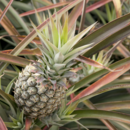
[1, 48, 42, 56]
[0, 9, 20, 44]
[0, 117, 7, 130]
[43, 125, 51, 130]
[0, 52, 30, 67]
[25, 118, 32, 130]
[69, 0, 112, 30]
[67, 61, 130, 105]
[20, 1, 70, 17]
[0, 0, 13, 23]
[78, 0, 88, 32]
[68, 2, 83, 30]
[17, 35, 42, 45]
[117, 44, 130, 58]
[76, 55, 113, 72]
[85, 0, 112, 14]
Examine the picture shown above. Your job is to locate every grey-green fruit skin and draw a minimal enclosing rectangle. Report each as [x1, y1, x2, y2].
[14, 64, 65, 119]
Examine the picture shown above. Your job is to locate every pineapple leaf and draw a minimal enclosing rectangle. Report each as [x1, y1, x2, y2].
[4, 122, 21, 128]
[53, 63, 66, 71]
[64, 43, 94, 59]
[0, 104, 8, 121]
[64, 46, 92, 64]
[18, 110, 24, 124]
[30, 20, 54, 57]
[63, 101, 79, 115]
[68, 21, 76, 40]
[0, 90, 16, 117]
[9, 115, 18, 124]
[5, 76, 17, 94]
[61, 17, 68, 46]
[54, 52, 65, 63]
[60, 22, 96, 54]
[49, 12, 59, 47]
[72, 110, 130, 124]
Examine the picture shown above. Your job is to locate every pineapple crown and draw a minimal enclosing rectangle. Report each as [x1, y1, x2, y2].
[30, 12, 96, 89]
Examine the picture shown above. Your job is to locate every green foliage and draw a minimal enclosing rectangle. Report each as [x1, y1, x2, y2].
[1, 0, 130, 130]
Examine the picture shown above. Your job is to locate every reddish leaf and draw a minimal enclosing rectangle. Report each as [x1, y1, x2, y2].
[68, 61, 130, 105]
[0, 9, 20, 44]
[68, 2, 83, 30]
[20, 1, 70, 17]
[85, 0, 112, 14]
[69, 0, 112, 30]
[17, 35, 41, 45]
[0, 117, 7, 130]
[25, 118, 32, 130]
[0, 52, 30, 67]
[117, 44, 130, 58]
[0, 0, 13, 23]
[76, 55, 113, 71]
[1, 48, 42, 56]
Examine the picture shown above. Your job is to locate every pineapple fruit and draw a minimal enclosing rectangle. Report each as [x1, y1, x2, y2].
[14, 14, 95, 119]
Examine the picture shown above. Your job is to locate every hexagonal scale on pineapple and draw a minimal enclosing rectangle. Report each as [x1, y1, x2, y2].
[36, 84, 47, 94]
[46, 109, 52, 114]
[27, 77, 36, 86]
[40, 94, 49, 102]
[46, 104, 53, 110]
[24, 106, 31, 113]
[38, 114, 46, 118]
[35, 102, 46, 108]
[30, 112, 39, 117]
[18, 98, 25, 105]
[55, 98, 61, 104]
[24, 64, 36, 73]
[45, 89, 55, 98]
[30, 94, 40, 103]
[21, 71, 30, 80]
[21, 91, 29, 99]
[14, 99, 19, 105]
[47, 99, 56, 104]
[15, 88, 22, 96]
[25, 100, 34, 107]
[54, 92, 61, 97]
[39, 109, 46, 114]
[21, 81, 28, 90]
[31, 107, 40, 112]
[15, 80, 22, 87]
[27, 87, 37, 95]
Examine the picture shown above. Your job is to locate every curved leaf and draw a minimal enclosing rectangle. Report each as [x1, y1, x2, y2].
[73, 110, 130, 124]
[0, 89, 16, 117]
[0, 53, 30, 67]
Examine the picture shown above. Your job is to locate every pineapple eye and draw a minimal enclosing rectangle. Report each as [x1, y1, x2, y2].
[40, 94, 49, 102]
[27, 77, 36, 86]
[27, 87, 37, 95]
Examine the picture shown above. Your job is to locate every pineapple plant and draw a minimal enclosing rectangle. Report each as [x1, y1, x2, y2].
[2, 0, 130, 130]
[13, 13, 95, 119]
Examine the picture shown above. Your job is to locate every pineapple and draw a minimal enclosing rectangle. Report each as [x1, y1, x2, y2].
[14, 13, 95, 119]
